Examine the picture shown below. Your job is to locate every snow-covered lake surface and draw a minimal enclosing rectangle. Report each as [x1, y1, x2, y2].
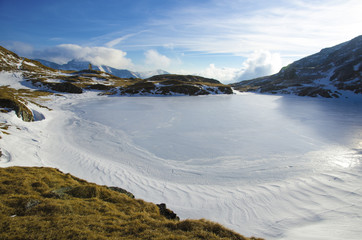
[1, 92, 362, 239]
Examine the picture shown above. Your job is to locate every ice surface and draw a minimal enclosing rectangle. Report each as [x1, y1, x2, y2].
[1, 91, 362, 239]
[72, 94, 362, 181]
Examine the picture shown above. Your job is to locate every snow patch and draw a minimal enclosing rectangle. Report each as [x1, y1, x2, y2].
[354, 63, 361, 71]
[23, 61, 37, 67]
[0, 71, 26, 89]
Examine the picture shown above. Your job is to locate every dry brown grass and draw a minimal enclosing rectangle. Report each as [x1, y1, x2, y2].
[0, 167, 263, 240]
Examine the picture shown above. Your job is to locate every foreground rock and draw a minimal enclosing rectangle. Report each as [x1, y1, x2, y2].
[0, 167, 262, 240]
[0, 97, 34, 122]
[231, 35, 362, 98]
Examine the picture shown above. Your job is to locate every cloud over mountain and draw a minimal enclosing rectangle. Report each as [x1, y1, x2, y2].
[32, 44, 134, 69]
[198, 50, 282, 84]
[236, 50, 282, 81]
[144, 49, 171, 69]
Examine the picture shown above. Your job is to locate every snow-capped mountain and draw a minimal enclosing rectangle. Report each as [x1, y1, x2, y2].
[35, 59, 170, 79]
[36, 59, 141, 79]
[231, 35, 362, 98]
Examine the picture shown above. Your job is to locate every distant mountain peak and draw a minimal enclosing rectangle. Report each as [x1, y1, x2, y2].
[35, 59, 170, 79]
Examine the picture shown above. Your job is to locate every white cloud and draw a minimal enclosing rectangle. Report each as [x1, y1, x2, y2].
[139, 0, 362, 63]
[33, 44, 133, 69]
[197, 50, 282, 84]
[105, 33, 136, 48]
[198, 64, 239, 84]
[144, 49, 171, 69]
[236, 50, 282, 81]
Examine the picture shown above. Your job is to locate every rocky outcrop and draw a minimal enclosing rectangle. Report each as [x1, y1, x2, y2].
[43, 82, 83, 94]
[0, 98, 34, 122]
[157, 203, 180, 220]
[231, 35, 362, 98]
[108, 186, 135, 199]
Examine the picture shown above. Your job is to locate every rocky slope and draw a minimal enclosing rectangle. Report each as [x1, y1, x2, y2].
[0, 166, 261, 240]
[231, 35, 362, 98]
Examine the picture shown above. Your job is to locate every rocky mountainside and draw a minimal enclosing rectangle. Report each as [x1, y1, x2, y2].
[231, 35, 362, 98]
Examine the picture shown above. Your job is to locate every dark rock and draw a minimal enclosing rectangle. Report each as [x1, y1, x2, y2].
[86, 84, 113, 91]
[108, 186, 135, 199]
[217, 86, 233, 94]
[45, 82, 83, 94]
[0, 98, 34, 122]
[159, 85, 208, 96]
[157, 203, 179, 220]
[25, 199, 41, 210]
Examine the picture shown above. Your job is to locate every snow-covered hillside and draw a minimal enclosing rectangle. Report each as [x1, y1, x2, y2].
[232, 35, 362, 98]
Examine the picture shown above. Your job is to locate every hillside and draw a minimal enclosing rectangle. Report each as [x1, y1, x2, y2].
[231, 35, 362, 98]
[0, 166, 261, 240]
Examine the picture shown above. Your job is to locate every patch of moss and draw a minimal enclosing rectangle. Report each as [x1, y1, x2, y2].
[0, 167, 262, 240]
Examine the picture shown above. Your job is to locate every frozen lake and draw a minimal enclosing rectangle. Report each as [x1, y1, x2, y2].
[73, 94, 362, 184]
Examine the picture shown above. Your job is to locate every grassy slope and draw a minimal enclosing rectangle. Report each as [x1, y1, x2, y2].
[0, 167, 263, 240]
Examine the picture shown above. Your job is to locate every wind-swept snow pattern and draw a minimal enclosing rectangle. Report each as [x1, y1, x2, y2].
[1, 92, 362, 239]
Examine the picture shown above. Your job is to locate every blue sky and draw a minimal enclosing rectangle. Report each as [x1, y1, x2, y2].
[1, 0, 361, 82]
